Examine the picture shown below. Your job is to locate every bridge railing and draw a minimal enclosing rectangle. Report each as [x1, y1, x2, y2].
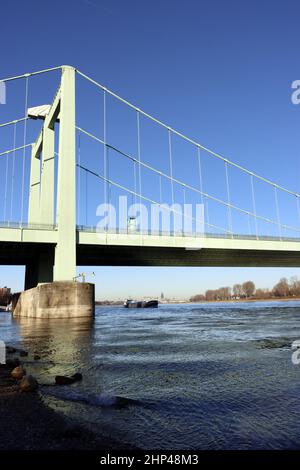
[77, 225, 300, 242]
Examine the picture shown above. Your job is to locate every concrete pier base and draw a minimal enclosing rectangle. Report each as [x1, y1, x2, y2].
[13, 282, 95, 319]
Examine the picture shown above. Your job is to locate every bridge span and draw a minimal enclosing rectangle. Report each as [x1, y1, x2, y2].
[1, 65, 300, 316]
[1, 224, 300, 291]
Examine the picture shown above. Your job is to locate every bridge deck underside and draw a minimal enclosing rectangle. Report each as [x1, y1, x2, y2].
[1, 242, 300, 268]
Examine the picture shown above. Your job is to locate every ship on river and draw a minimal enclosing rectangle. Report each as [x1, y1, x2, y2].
[124, 299, 159, 308]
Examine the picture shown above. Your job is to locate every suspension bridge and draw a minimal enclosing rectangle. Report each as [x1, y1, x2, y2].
[1, 65, 300, 298]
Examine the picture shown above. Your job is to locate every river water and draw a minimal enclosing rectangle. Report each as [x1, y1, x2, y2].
[1, 301, 300, 449]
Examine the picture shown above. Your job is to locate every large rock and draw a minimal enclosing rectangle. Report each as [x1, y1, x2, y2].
[11, 366, 26, 380]
[19, 350, 28, 357]
[6, 358, 20, 369]
[55, 373, 83, 385]
[19, 375, 38, 392]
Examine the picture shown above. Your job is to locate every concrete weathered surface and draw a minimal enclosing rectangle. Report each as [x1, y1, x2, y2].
[13, 282, 95, 319]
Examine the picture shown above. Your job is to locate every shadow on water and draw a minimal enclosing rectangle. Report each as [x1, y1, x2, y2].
[1, 315, 95, 380]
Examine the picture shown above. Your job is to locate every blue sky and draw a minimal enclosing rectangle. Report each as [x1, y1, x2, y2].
[1, 0, 300, 299]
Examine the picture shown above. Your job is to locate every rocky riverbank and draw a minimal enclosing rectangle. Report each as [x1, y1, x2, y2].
[0, 347, 130, 450]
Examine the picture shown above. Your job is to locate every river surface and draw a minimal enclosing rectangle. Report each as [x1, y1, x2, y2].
[1, 301, 300, 449]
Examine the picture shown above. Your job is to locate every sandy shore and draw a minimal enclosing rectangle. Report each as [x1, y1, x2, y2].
[0, 353, 130, 451]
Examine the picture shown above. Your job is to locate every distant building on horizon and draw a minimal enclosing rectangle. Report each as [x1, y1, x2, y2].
[0, 287, 11, 306]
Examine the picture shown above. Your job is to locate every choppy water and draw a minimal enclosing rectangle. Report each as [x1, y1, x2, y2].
[1, 301, 300, 449]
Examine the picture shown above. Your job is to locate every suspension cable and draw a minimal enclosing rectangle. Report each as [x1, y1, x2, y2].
[20, 76, 29, 224]
[4, 66, 299, 238]
[297, 196, 300, 224]
[183, 187, 186, 234]
[197, 146, 210, 232]
[0, 117, 28, 128]
[225, 161, 233, 236]
[3, 148, 9, 222]
[197, 147, 204, 205]
[76, 126, 300, 235]
[168, 129, 175, 235]
[10, 122, 17, 222]
[168, 129, 174, 208]
[0, 143, 32, 158]
[2, 66, 299, 200]
[107, 146, 111, 230]
[136, 111, 142, 230]
[77, 163, 230, 234]
[76, 68, 300, 199]
[247, 214, 251, 235]
[251, 175, 259, 239]
[77, 162, 300, 237]
[159, 174, 164, 233]
[1, 66, 62, 83]
[159, 173, 163, 205]
[103, 89, 108, 219]
[133, 161, 137, 207]
[274, 186, 282, 240]
[85, 170, 88, 226]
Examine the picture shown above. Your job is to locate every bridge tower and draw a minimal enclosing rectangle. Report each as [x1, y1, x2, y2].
[25, 66, 77, 289]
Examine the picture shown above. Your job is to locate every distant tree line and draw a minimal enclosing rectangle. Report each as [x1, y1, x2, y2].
[190, 277, 300, 302]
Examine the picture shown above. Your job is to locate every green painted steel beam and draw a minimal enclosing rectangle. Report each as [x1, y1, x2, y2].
[40, 125, 55, 225]
[53, 66, 76, 281]
[28, 144, 40, 225]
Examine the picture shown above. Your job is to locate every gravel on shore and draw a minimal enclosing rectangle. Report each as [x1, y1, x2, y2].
[0, 357, 128, 451]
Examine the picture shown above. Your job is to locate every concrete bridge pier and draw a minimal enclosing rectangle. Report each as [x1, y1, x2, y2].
[14, 281, 95, 319]
[21, 250, 95, 319]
